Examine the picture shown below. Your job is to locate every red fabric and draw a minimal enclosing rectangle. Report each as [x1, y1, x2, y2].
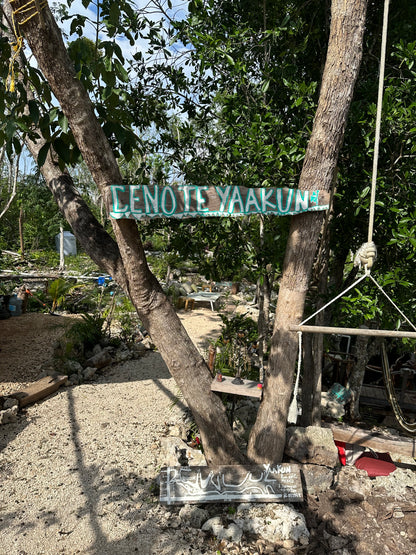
[354, 452, 396, 477]
[335, 440, 346, 465]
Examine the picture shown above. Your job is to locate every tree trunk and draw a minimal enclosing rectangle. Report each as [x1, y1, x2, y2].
[0, 153, 19, 221]
[301, 211, 332, 427]
[58, 226, 65, 272]
[248, 0, 368, 463]
[5, 0, 244, 466]
[347, 331, 381, 421]
[19, 206, 24, 259]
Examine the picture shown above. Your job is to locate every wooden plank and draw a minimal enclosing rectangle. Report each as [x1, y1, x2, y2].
[211, 376, 263, 399]
[290, 325, 416, 338]
[361, 384, 416, 406]
[108, 185, 330, 220]
[10, 375, 68, 407]
[160, 464, 303, 505]
[326, 423, 416, 458]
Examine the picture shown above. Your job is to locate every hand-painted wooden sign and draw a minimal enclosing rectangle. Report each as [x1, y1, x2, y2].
[159, 464, 303, 505]
[108, 185, 329, 220]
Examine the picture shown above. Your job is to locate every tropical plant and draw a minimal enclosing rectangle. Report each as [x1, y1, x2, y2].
[48, 278, 82, 312]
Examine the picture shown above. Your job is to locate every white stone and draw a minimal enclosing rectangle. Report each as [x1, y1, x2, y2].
[159, 436, 207, 467]
[0, 405, 18, 425]
[92, 344, 102, 355]
[285, 425, 339, 467]
[3, 398, 18, 409]
[202, 517, 243, 542]
[233, 503, 310, 545]
[64, 360, 83, 374]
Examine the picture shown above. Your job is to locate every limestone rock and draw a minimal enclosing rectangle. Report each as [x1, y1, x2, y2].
[115, 347, 132, 362]
[92, 344, 102, 355]
[0, 405, 18, 424]
[141, 336, 156, 350]
[179, 505, 209, 528]
[202, 517, 243, 543]
[334, 465, 372, 499]
[285, 425, 339, 467]
[85, 348, 113, 369]
[232, 503, 310, 545]
[68, 373, 80, 385]
[64, 359, 83, 375]
[159, 436, 207, 467]
[82, 367, 97, 380]
[131, 342, 149, 357]
[321, 392, 345, 420]
[182, 282, 194, 295]
[3, 397, 19, 409]
[372, 468, 416, 499]
[300, 464, 334, 495]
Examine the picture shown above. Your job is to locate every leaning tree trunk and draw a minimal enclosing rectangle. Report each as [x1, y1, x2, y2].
[248, 0, 368, 463]
[4, 0, 245, 466]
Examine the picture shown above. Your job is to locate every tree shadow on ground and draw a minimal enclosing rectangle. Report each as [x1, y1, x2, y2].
[0, 386, 210, 555]
[0, 410, 31, 453]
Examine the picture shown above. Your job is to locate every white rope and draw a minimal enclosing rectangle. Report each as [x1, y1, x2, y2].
[299, 269, 369, 326]
[367, 273, 416, 332]
[288, 331, 302, 424]
[368, 0, 390, 244]
[298, 266, 416, 333]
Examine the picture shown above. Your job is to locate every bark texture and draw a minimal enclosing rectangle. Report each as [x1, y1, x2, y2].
[5, 0, 245, 466]
[248, 0, 368, 463]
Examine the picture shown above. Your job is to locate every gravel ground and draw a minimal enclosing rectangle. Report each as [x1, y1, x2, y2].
[0, 310, 222, 555]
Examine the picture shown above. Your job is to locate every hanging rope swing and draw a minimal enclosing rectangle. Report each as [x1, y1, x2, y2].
[288, 0, 416, 432]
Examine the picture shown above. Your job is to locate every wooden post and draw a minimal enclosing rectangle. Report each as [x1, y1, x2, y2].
[59, 226, 65, 271]
[291, 325, 416, 339]
[19, 206, 24, 259]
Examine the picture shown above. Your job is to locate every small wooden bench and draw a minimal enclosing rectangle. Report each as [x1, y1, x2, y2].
[178, 292, 222, 311]
[211, 375, 263, 399]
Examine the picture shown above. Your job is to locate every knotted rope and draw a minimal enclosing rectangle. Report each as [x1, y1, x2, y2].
[6, 0, 47, 92]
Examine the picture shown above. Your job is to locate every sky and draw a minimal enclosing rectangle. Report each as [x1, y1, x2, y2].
[56, 0, 189, 63]
[19, 0, 190, 172]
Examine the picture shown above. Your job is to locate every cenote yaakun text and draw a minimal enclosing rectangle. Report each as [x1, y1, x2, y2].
[108, 185, 330, 220]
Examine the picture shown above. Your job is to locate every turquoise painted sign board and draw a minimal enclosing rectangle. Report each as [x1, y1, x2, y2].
[108, 185, 330, 220]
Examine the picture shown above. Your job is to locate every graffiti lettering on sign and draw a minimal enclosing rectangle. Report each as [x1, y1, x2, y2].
[159, 464, 303, 505]
[108, 185, 330, 220]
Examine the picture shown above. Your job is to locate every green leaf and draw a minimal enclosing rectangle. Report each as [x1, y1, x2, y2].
[37, 142, 50, 167]
[53, 137, 72, 164]
[28, 100, 40, 125]
[58, 113, 69, 134]
[261, 80, 270, 93]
